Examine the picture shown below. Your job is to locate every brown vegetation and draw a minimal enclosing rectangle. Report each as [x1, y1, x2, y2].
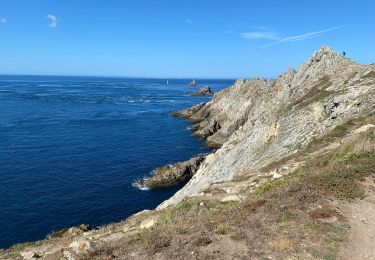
[82, 125, 375, 259]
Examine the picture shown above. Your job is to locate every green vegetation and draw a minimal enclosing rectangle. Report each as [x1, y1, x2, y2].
[287, 75, 332, 110]
[306, 115, 375, 152]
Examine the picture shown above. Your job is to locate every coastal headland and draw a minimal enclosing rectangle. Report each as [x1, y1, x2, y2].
[2, 46, 375, 260]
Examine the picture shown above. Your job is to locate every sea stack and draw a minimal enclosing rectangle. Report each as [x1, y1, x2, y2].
[189, 86, 214, 96]
[189, 79, 197, 86]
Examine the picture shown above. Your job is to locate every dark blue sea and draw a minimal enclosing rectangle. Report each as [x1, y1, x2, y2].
[0, 75, 233, 249]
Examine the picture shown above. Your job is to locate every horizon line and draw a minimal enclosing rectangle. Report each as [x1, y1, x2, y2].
[0, 73, 238, 81]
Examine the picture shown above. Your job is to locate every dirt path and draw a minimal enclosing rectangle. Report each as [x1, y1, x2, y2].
[338, 178, 375, 260]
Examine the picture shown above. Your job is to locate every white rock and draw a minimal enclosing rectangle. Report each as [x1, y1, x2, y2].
[225, 187, 237, 194]
[140, 218, 156, 229]
[20, 251, 39, 260]
[101, 232, 125, 242]
[63, 250, 75, 260]
[221, 195, 241, 202]
[353, 124, 375, 134]
[69, 239, 94, 253]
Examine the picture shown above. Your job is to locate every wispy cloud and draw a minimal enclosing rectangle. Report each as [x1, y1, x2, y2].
[279, 27, 340, 42]
[47, 14, 58, 28]
[185, 18, 194, 25]
[240, 31, 279, 41]
[0, 18, 6, 24]
[241, 26, 341, 48]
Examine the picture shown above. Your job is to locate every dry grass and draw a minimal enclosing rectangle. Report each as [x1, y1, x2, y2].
[287, 75, 332, 110]
[82, 126, 375, 259]
[309, 207, 336, 219]
[363, 71, 375, 79]
[306, 115, 375, 153]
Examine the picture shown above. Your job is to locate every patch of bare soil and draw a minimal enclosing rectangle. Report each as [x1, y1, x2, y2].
[338, 178, 375, 260]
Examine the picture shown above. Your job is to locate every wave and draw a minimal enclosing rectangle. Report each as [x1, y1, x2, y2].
[0, 90, 181, 106]
[132, 180, 150, 191]
[131, 168, 160, 191]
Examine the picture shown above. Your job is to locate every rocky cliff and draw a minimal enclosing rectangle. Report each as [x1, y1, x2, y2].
[2, 46, 375, 260]
[136, 156, 206, 189]
[159, 46, 375, 209]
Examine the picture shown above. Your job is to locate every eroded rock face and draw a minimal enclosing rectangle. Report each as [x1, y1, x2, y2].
[189, 86, 214, 96]
[2, 46, 375, 259]
[138, 156, 206, 189]
[159, 46, 375, 209]
[171, 102, 206, 120]
[50, 224, 92, 239]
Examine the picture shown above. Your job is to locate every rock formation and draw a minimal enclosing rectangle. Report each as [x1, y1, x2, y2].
[2, 46, 375, 259]
[137, 156, 206, 189]
[160, 46, 375, 208]
[189, 86, 214, 96]
[189, 80, 197, 86]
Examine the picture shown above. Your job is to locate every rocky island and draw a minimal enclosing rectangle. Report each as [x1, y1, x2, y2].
[2, 46, 375, 260]
[189, 86, 214, 96]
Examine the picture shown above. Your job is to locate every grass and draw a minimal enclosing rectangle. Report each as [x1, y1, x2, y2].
[306, 115, 375, 153]
[260, 115, 375, 173]
[309, 207, 336, 219]
[80, 123, 375, 259]
[287, 75, 332, 111]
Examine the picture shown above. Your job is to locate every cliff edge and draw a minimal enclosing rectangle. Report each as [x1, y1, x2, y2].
[160, 46, 375, 208]
[2, 46, 375, 260]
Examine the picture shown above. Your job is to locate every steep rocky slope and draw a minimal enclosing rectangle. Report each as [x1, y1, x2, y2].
[2, 46, 375, 260]
[3, 116, 375, 260]
[160, 46, 375, 208]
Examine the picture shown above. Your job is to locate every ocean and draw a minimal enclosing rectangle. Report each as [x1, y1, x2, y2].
[0, 75, 234, 249]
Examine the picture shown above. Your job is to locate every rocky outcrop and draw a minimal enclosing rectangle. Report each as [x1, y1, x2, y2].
[171, 102, 206, 120]
[189, 80, 197, 86]
[189, 86, 214, 96]
[3, 121, 374, 259]
[50, 224, 92, 239]
[137, 156, 206, 189]
[2, 46, 375, 260]
[159, 46, 375, 209]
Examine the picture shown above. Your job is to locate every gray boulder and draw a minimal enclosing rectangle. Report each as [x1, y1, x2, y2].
[189, 86, 214, 96]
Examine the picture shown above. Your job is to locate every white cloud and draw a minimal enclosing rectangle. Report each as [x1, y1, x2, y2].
[278, 27, 340, 43]
[47, 14, 58, 28]
[185, 19, 194, 25]
[0, 18, 6, 24]
[240, 32, 279, 41]
[241, 26, 341, 48]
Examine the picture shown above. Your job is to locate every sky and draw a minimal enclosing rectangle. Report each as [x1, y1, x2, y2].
[0, 0, 374, 78]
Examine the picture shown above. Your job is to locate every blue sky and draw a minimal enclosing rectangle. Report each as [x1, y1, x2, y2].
[0, 0, 374, 78]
